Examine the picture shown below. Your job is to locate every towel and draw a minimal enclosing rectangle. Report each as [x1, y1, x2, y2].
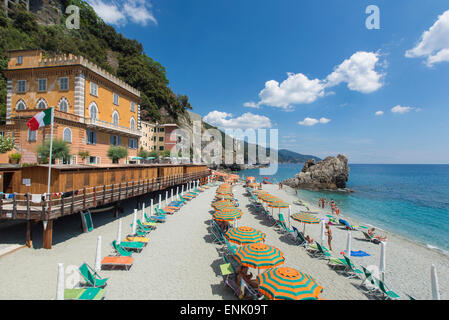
[351, 250, 370, 257]
[31, 194, 42, 204]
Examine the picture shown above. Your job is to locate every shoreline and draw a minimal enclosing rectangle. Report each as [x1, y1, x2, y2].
[266, 184, 449, 299]
[283, 185, 449, 258]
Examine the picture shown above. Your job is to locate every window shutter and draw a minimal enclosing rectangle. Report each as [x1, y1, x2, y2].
[93, 132, 97, 144]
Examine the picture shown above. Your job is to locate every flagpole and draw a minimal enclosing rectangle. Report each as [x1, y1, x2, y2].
[47, 107, 54, 200]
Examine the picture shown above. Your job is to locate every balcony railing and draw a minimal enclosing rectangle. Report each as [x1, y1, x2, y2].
[11, 110, 141, 137]
[85, 118, 142, 137]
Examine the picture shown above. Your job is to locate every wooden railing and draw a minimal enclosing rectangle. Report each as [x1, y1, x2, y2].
[0, 170, 210, 222]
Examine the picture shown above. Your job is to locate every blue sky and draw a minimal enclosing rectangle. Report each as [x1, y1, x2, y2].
[88, 0, 449, 164]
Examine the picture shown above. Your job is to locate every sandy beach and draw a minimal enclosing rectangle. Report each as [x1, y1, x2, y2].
[0, 182, 447, 300]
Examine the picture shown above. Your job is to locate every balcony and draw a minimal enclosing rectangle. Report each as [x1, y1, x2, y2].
[85, 118, 142, 137]
[11, 110, 141, 137]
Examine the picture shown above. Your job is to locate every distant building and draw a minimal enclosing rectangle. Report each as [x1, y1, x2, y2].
[1, 49, 141, 164]
[139, 121, 179, 153]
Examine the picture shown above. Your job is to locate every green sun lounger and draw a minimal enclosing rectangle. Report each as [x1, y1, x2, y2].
[112, 240, 133, 257]
[119, 240, 145, 252]
[64, 288, 105, 300]
[378, 280, 400, 300]
[78, 263, 108, 288]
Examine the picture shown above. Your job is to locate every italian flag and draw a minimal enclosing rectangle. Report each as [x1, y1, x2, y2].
[27, 108, 53, 131]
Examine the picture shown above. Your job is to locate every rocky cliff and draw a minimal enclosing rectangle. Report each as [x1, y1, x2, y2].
[283, 154, 352, 191]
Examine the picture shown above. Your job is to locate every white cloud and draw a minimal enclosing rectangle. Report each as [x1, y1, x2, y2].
[298, 117, 331, 126]
[326, 51, 384, 93]
[406, 10, 449, 66]
[204, 111, 272, 130]
[87, 0, 157, 26]
[258, 73, 325, 109]
[243, 101, 260, 109]
[88, 0, 126, 25]
[391, 105, 414, 114]
[375, 111, 384, 116]
[250, 51, 384, 110]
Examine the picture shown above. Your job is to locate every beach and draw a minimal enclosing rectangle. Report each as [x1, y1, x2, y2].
[0, 182, 447, 300]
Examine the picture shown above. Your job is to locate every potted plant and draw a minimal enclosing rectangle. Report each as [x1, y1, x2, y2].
[8, 153, 22, 164]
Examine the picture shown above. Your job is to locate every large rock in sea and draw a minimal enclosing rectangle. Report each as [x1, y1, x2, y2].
[283, 155, 351, 191]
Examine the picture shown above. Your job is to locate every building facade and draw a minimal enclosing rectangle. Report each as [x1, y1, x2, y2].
[139, 121, 179, 153]
[1, 49, 141, 165]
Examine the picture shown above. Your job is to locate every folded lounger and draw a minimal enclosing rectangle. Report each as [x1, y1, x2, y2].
[78, 263, 108, 288]
[101, 256, 133, 271]
[64, 288, 105, 300]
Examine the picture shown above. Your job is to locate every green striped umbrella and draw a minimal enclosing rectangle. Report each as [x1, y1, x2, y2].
[257, 267, 323, 300]
[225, 226, 266, 245]
[234, 243, 285, 272]
[291, 212, 320, 233]
[212, 208, 243, 222]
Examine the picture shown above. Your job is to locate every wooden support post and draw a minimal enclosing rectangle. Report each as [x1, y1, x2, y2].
[103, 185, 106, 204]
[114, 203, 119, 218]
[71, 191, 74, 215]
[61, 195, 64, 216]
[43, 220, 53, 250]
[12, 193, 17, 220]
[26, 220, 33, 248]
[0, 196, 3, 217]
[126, 182, 128, 199]
[83, 188, 86, 211]
[118, 183, 122, 201]
[93, 187, 97, 207]
[111, 184, 114, 203]
[26, 193, 31, 220]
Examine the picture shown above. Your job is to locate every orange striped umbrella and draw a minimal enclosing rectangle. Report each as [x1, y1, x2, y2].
[225, 226, 266, 245]
[234, 243, 285, 270]
[212, 208, 243, 221]
[268, 201, 290, 208]
[257, 267, 323, 300]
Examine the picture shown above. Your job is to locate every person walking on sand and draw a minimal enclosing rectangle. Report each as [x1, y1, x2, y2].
[335, 207, 340, 217]
[325, 224, 333, 251]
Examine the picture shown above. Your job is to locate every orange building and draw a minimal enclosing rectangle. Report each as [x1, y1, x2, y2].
[1, 49, 141, 164]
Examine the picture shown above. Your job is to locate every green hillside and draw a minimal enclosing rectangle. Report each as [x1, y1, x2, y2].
[0, 0, 192, 125]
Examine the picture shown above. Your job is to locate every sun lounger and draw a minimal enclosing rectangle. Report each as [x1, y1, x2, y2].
[101, 256, 133, 270]
[144, 213, 165, 223]
[117, 239, 145, 252]
[361, 231, 381, 244]
[125, 236, 149, 244]
[64, 288, 105, 300]
[112, 240, 133, 257]
[378, 279, 400, 300]
[338, 256, 364, 278]
[78, 263, 108, 288]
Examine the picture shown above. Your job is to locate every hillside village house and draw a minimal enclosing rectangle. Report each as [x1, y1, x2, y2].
[140, 121, 179, 153]
[1, 49, 141, 165]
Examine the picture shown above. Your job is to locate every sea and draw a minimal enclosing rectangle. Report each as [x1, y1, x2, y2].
[238, 163, 449, 255]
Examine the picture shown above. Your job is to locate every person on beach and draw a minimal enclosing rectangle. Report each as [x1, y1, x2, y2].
[368, 228, 387, 242]
[325, 224, 333, 251]
[304, 234, 314, 244]
[335, 207, 340, 217]
[279, 183, 281, 190]
[236, 265, 259, 294]
[295, 187, 298, 195]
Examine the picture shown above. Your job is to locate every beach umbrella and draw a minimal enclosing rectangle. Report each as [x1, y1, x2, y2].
[151, 199, 154, 216]
[320, 220, 326, 245]
[379, 241, 386, 282]
[141, 203, 146, 221]
[171, 189, 174, 202]
[225, 226, 266, 245]
[288, 206, 292, 229]
[257, 267, 323, 300]
[234, 243, 285, 272]
[116, 218, 122, 244]
[291, 212, 320, 233]
[431, 265, 440, 300]
[345, 230, 352, 257]
[56, 263, 65, 300]
[212, 208, 243, 222]
[165, 191, 168, 207]
[132, 209, 137, 235]
[176, 187, 180, 200]
[182, 185, 184, 194]
[159, 194, 162, 208]
[95, 236, 102, 272]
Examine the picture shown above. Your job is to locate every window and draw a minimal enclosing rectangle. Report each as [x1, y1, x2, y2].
[113, 93, 119, 105]
[110, 135, 121, 146]
[17, 56, 23, 65]
[63, 128, 72, 143]
[153, 136, 156, 142]
[128, 138, 137, 149]
[28, 129, 37, 142]
[89, 103, 98, 120]
[60, 77, 69, 91]
[38, 79, 47, 92]
[131, 102, 135, 112]
[159, 128, 165, 132]
[90, 82, 98, 96]
[37, 98, 48, 109]
[159, 137, 164, 142]
[18, 80, 26, 93]
[86, 130, 96, 145]
[16, 100, 26, 110]
[89, 156, 98, 164]
[159, 146, 164, 151]
[112, 112, 119, 126]
[130, 118, 136, 130]
[59, 99, 68, 112]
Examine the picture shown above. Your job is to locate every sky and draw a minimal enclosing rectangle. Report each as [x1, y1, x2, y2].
[86, 0, 449, 164]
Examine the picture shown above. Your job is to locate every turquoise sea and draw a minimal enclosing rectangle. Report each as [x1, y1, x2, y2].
[239, 164, 449, 254]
